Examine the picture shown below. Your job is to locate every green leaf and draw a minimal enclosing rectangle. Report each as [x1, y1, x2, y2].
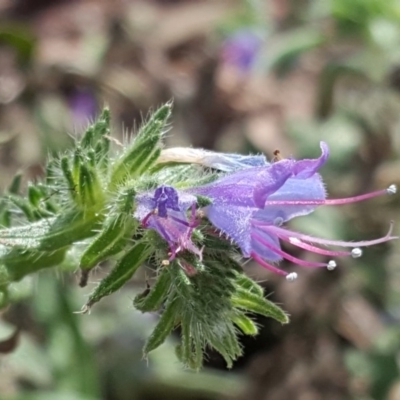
[181, 318, 193, 366]
[3, 248, 67, 281]
[81, 107, 110, 148]
[84, 241, 152, 310]
[60, 157, 77, 200]
[8, 173, 22, 194]
[179, 319, 204, 370]
[207, 325, 241, 369]
[143, 296, 180, 354]
[110, 102, 172, 188]
[78, 216, 136, 286]
[0, 24, 35, 64]
[38, 210, 102, 251]
[77, 164, 103, 208]
[8, 194, 36, 221]
[0, 210, 101, 253]
[79, 187, 138, 286]
[231, 288, 289, 324]
[79, 190, 137, 283]
[0, 218, 53, 247]
[234, 273, 264, 297]
[134, 266, 172, 312]
[28, 184, 43, 207]
[232, 311, 258, 335]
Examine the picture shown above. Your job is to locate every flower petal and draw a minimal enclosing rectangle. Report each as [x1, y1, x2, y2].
[135, 191, 196, 220]
[293, 142, 329, 178]
[147, 210, 188, 241]
[194, 160, 295, 208]
[205, 204, 254, 256]
[250, 225, 283, 262]
[252, 159, 297, 208]
[258, 174, 326, 222]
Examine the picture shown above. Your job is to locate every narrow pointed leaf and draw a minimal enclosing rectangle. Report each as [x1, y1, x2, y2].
[110, 102, 172, 187]
[234, 273, 264, 297]
[232, 311, 258, 335]
[8, 173, 22, 194]
[231, 289, 289, 324]
[81, 107, 110, 148]
[4, 248, 67, 281]
[85, 241, 151, 309]
[144, 296, 180, 354]
[39, 210, 102, 251]
[79, 215, 132, 270]
[134, 266, 171, 312]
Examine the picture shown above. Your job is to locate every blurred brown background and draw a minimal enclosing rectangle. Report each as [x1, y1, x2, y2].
[0, 0, 400, 399]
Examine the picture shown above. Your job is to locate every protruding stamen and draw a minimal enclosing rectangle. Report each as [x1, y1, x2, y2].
[284, 236, 358, 258]
[264, 185, 396, 207]
[323, 187, 393, 205]
[262, 222, 398, 248]
[251, 251, 288, 277]
[286, 272, 298, 281]
[327, 260, 337, 270]
[351, 248, 362, 258]
[169, 215, 190, 227]
[387, 184, 397, 195]
[252, 232, 329, 268]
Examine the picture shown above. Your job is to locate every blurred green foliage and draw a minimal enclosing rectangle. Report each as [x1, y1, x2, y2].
[0, 0, 399, 399]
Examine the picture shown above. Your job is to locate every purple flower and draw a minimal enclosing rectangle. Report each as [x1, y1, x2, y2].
[134, 186, 202, 261]
[190, 142, 397, 280]
[68, 88, 97, 131]
[222, 29, 263, 72]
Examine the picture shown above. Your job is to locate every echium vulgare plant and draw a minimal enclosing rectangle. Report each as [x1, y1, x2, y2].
[0, 102, 397, 369]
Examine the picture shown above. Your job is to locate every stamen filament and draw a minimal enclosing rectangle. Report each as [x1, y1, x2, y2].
[141, 210, 155, 227]
[252, 232, 329, 268]
[264, 185, 396, 207]
[254, 221, 397, 248]
[250, 251, 288, 276]
[324, 188, 391, 205]
[279, 236, 356, 257]
[169, 215, 190, 227]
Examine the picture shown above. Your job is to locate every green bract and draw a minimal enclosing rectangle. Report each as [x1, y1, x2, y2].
[0, 103, 288, 370]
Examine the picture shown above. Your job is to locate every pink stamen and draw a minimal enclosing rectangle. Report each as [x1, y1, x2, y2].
[141, 210, 155, 227]
[168, 244, 181, 261]
[278, 235, 355, 258]
[252, 232, 328, 268]
[169, 215, 190, 227]
[264, 185, 396, 207]
[262, 221, 397, 248]
[250, 251, 288, 276]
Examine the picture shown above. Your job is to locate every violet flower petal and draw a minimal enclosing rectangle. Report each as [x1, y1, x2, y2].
[293, 142, 329, 178]
[250, 225, 282, 261]
[206, 204, 254, 256]
[193, 159, 296, 208]
[257, 174, 326, 223]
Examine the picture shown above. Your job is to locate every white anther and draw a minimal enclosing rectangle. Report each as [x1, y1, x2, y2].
[327, 260, 337, 271]
[288, 237, 300, 244]
[387, 184, 397, 195]
[274, 217, 284, 226]
[351, 248, 362, 258]
[286, 272, 298, 281]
